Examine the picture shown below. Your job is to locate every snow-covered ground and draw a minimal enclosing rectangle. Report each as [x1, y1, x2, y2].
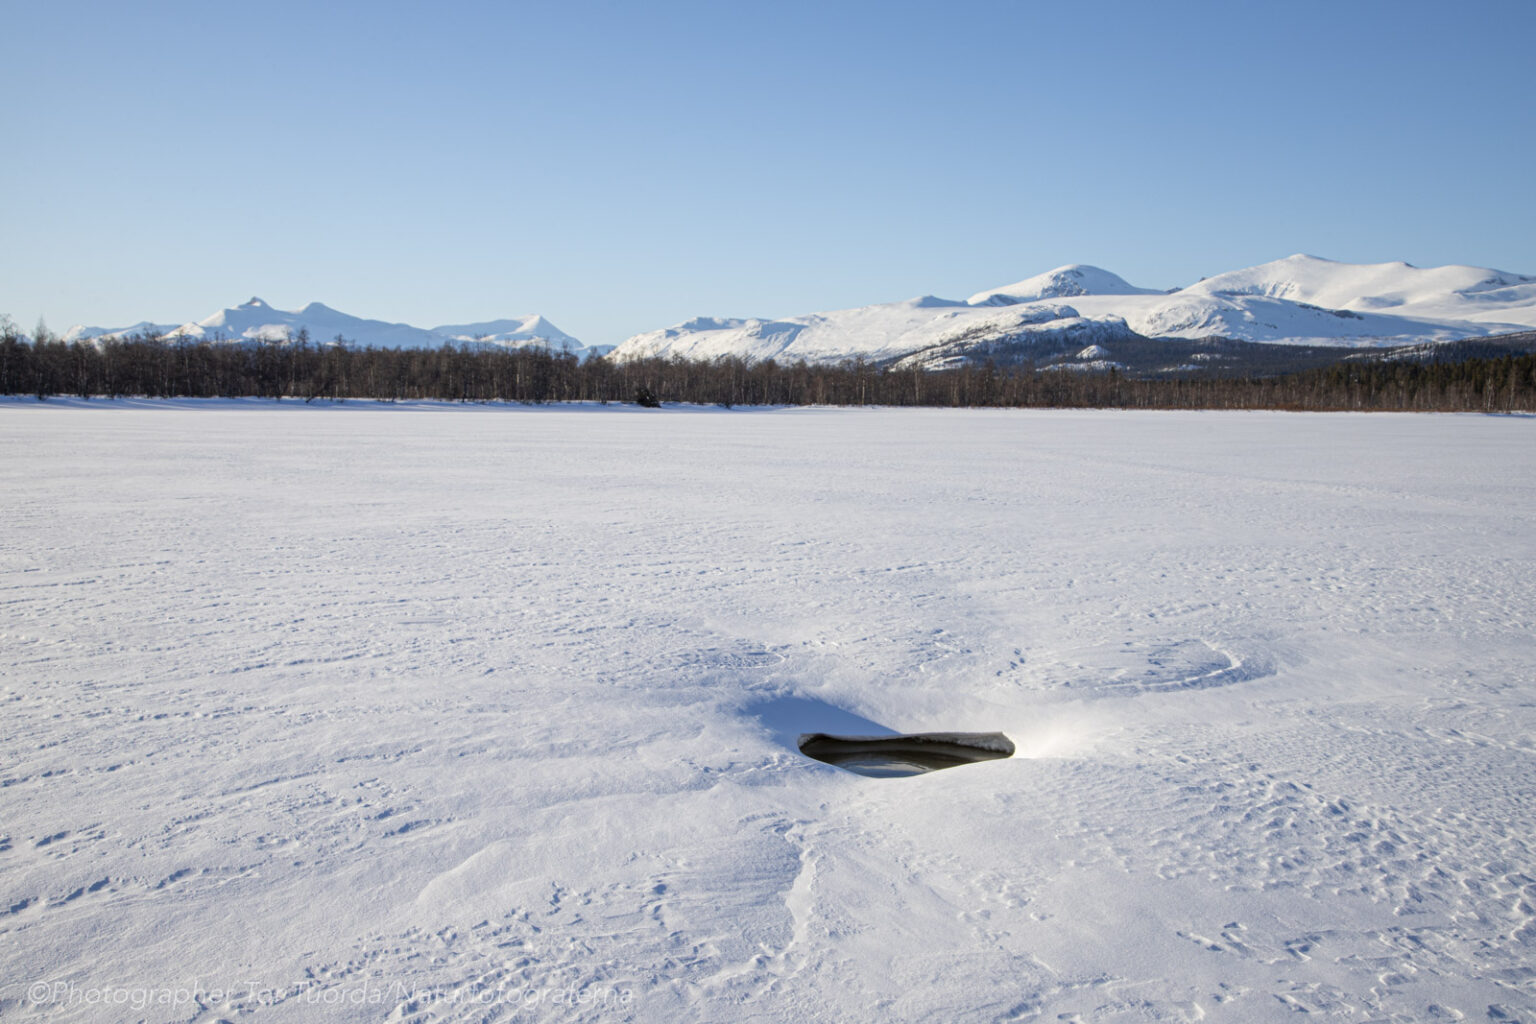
[2, 401, 1534, 1023]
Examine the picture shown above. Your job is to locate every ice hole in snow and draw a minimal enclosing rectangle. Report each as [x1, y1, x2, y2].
[797, 732, 1015, 778]
[745, 696, 1013, 778]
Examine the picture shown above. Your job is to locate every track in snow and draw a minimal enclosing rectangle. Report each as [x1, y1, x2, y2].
[1, 400, 1533, 1023]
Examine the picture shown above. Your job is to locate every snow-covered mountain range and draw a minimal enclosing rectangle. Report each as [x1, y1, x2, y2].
[51, 255, 1536, 371]
[61, 298, 606, 360]
[609, 255, 1536, 368]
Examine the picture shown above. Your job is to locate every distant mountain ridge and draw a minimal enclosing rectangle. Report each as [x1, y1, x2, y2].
[609, 255, 1536, 369]
[61, 299, 606, 360]
[49, 255, 1536, 372]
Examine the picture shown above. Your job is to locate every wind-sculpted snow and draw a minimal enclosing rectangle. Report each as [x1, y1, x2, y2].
[2, 402, 1534, 1022]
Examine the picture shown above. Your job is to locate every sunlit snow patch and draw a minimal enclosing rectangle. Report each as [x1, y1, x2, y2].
[798, 732, 1015, 778]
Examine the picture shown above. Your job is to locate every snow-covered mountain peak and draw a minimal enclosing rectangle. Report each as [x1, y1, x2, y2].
[610, 254, 1536, 367]
[71, 300, 593, 357]
[432, 313, 584, 351]
[60, 320, 179, 344]
[967, 265, 1160, 306]
[1185, 255, 1536, 316]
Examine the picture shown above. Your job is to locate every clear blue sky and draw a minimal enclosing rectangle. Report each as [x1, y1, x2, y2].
[5, 0, 1533, 345]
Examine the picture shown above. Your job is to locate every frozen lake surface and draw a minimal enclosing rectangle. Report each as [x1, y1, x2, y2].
[2, 401, 1534, 1022]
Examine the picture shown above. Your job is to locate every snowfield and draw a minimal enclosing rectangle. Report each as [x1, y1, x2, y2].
[2, 401, 1534, 1023]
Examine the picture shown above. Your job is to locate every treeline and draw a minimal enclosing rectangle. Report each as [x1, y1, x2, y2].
[2, 328, 1534, 412]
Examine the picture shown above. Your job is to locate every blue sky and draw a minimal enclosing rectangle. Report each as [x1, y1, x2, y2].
[4, 0, 1533, 345]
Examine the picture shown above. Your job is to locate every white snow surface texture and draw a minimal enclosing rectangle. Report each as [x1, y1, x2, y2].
[611, 255, 1536, 363]
[2, 402, 1535, 1023]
